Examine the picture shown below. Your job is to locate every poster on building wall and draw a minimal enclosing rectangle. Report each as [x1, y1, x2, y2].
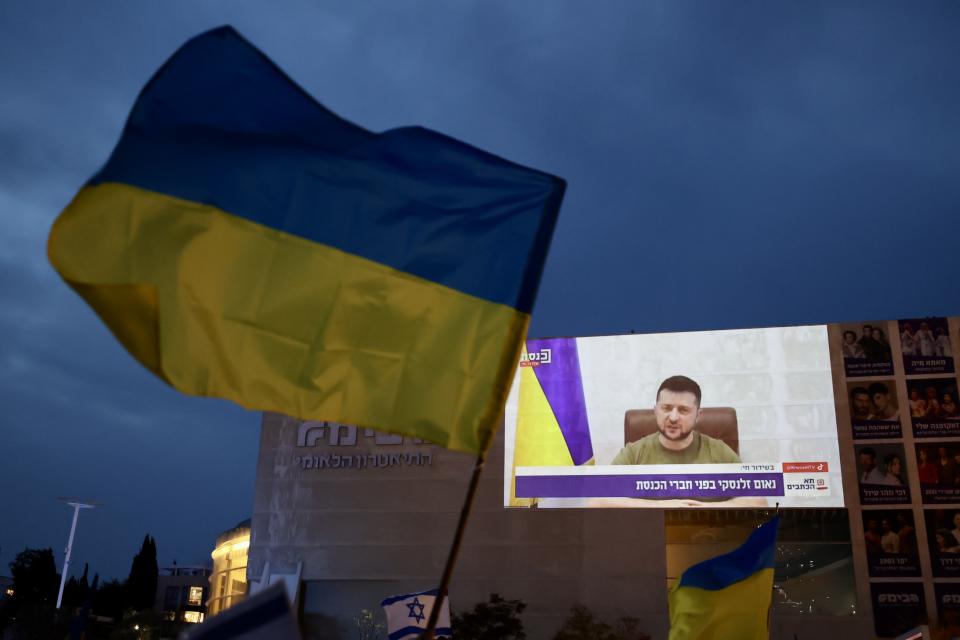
[899, 317, 955, 375]
[915, 442, 960, 504]
[923, 510, 960, 577]
[503, 325, 843, 508]
[870, 582, 927, 639]
[839, 321, 895, 377]
[909, 378, 960, 438]
[861, 510, 920, 577]
[935, 583, 960, 629]
[855, 443, 910, 505]
[835, 317, 960, 637]
[847, 379, 903, 440]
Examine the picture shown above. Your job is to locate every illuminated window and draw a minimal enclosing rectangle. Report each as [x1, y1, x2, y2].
[188, 586, 203, 606]
[183, 611, 204, 624]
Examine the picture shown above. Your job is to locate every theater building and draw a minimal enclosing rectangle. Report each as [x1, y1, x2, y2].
[246, 413, 872, 639]
[208, 519, 251, 617]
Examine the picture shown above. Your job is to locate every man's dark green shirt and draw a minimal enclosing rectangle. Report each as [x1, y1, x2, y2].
[611, 431, 740, 465]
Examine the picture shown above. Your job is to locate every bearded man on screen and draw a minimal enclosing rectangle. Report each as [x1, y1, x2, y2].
[611, 375, 741, 465]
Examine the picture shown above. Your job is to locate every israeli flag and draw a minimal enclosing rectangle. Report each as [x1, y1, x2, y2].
[380, 588, 451, 639]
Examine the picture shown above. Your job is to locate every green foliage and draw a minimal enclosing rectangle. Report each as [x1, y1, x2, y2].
[93, 579, 126, 620]
[553, 605, 650, 640]
[452, 593, 526, 640]
[354, 608, 385, 640]
[1, 549, 67, 639]
[62, 562, 92, 611]
[613, 617, 651, 640]
[553, 605, 617, 640]
[9, 547, 58, 606]
[1, 602, 69, 639]
[106, 609, 164, 640]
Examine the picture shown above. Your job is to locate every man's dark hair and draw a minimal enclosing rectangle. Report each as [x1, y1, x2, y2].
[657, 375, 701, 406]
[843, 330, 857, 340]
[850, 386, 870, 400]
[860, 447, 876, 459]
[868, 382, 890, 397]
[862, 324, 873, 331]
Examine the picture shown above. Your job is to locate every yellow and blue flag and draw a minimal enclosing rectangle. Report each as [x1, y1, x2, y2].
[668, 516, 779, 640]
[47, 27, 565, 454]
[510, 337, 593, 505]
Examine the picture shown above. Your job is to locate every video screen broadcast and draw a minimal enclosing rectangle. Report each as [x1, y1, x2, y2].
[503, 325, 843, 508]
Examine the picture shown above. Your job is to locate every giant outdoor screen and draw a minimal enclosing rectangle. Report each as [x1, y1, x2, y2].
[503, 325, 843, 508]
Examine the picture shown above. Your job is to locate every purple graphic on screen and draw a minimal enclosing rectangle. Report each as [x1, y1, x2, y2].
[515, 473, 783, 499]
[526, 337, 593, 465]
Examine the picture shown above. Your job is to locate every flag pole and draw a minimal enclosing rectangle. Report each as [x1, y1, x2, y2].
[55, 498, 98, 610]
[421, 450, 488, 639]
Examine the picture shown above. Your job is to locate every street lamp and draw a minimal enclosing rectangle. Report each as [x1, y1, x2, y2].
[55, 497, 99, 610]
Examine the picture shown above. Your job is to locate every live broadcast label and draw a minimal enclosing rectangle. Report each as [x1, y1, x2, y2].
[845, 359, 894, 378]
[904, 355, 955, 375]
[913, 419, 960, 438]
[860, 484, 910, 505]
[852, 419, 903, 440]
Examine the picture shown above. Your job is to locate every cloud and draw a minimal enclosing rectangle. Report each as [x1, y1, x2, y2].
[2, 0, 960, 579]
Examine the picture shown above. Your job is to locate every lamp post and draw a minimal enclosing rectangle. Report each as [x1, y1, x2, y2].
[55, 497, 99, 610]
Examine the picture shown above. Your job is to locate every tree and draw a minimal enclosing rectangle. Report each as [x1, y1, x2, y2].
[62, 562, 91, 611]
[93, 579, 126, 620]
[452, 593, 526, 640]
[2, 548, 66, 639]
[354, 608, 385, 640]
[553, 606, 650, 640]
[125, 535, 158, 611]
[553, 605, 617, 640]
[9, 548, 58, 607]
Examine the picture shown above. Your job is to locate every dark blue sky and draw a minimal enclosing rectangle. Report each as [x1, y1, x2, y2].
[2, 2, 959, 580]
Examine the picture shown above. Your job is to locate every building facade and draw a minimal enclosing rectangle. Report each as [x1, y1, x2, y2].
[154, 564, 210, 625]
[208, 519, 251, 617]
[247, 413, 875, 639]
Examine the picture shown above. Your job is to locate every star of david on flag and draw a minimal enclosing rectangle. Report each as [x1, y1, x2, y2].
[407, 597, 426, 623]
[381, 588, 451, 639]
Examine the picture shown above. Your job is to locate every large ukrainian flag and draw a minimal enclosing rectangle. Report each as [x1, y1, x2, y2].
[668, 516, 779, 640]
[47, 26, 565, 454]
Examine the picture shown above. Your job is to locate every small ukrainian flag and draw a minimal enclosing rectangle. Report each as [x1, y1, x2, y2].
[669, 516, 779, 640]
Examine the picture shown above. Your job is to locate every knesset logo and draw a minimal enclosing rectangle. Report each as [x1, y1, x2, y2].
[519, 348, 552, 367]
[297, 421, 423, 447]
[877, 594, 920, 604]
